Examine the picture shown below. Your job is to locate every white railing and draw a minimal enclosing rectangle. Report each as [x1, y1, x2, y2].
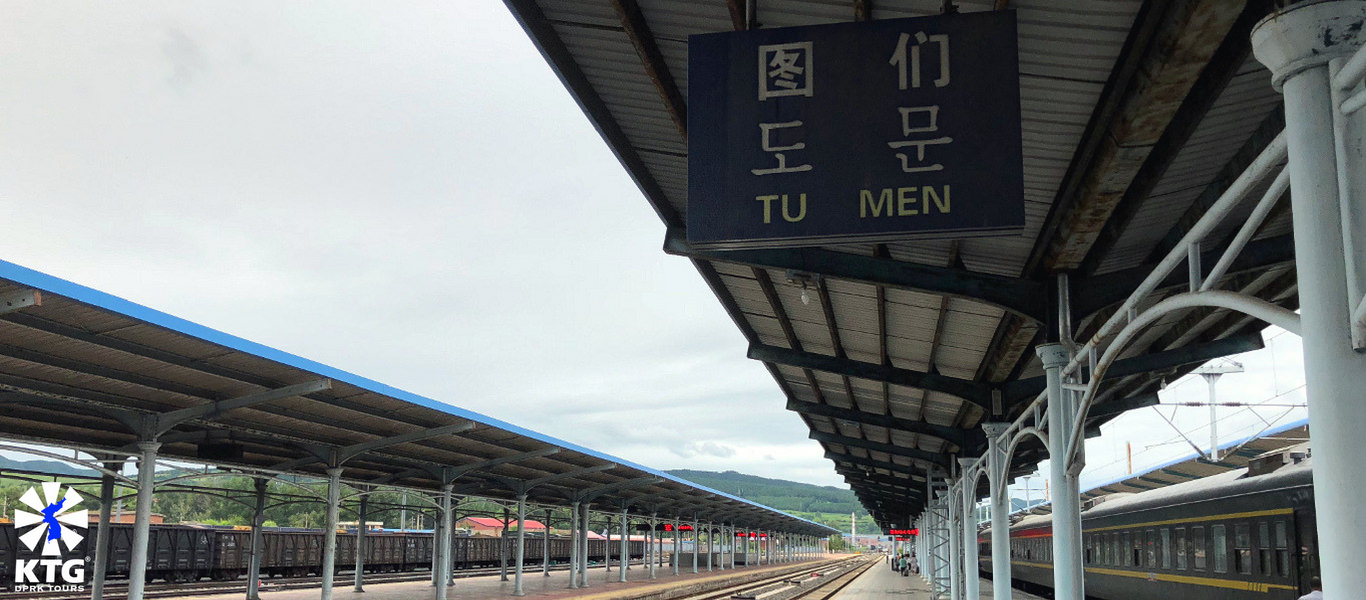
[962, 118, 1323, 486]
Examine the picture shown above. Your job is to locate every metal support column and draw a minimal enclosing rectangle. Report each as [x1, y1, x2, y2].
[578, 505, 590, 588]
[619, 507, 629, 582]
[246, 477, 267, 600]
[431, 507, 443, 587]
[513, 493, 527, 596]
[706, 523, 713, 571]
[692, 518, 699, 573]
[91, 459, 119, 600]
[1253, 5, 1366, 598]
[672, 518, 680, 575]
[436, 486, 453, 600]
[730, 528, 737, 568]
[649, 515, 657, 579]
[354, 494, 367, 592]
[960, 459, 980, 600]
[948, 483, 962, 600]
[126, 441, 160, 600]
[320, 467, 343, 600]
[543, 509, 551, 577]
[501, 506, 510, 581]
[567, 502, 580, 588]
[717, 525, 725, 571]
[983, 423, 1013, 600]
[1041, 343, 1084, 600]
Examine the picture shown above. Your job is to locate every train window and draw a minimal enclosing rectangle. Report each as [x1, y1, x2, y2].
[1258, 522, 1273, 576]
[1105, 533, 1113, 566]
[1192, 526, 1206, 571]
[1122, 532, 1132, 566]
[1085, 536, 1093, 564]
[1274, 521, 1289, 577]
[1235, 522, 1252, 574]
[1212, 524, 1228, 573]
[1145, 530, 1156, 568]
[1132, 532, 1143, 567]
[1175, 528, 1187, 570]
[1112, 533, 1120, 566]
[1161, 528, 1171, 569]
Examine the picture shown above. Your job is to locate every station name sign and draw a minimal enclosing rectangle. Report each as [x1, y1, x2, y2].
[888, 528, 918, 536]
[687, 11, 1024, 249]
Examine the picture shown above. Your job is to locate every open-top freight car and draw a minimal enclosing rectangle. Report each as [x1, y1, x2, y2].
[0, 522, 647, 588]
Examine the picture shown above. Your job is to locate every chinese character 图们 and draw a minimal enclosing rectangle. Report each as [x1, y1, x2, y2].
[758, 42, 813, 100]
[751, 121, 812, 176]
[889, 31, 949, 90]
[888, 106, 952, 173]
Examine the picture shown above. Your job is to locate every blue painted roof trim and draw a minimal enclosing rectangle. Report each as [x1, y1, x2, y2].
[0, 258, 835, 533]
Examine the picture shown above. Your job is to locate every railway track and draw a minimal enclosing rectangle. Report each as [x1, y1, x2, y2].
[0, 558, 656, 600]
[675, 555, 876, 600]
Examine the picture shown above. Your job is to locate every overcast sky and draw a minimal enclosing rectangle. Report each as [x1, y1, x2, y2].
[0, 2, 1309, 494]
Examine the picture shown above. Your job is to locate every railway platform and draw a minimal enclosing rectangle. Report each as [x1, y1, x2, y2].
[162, 556, 831, 600]
[830, 564, 1044, 600]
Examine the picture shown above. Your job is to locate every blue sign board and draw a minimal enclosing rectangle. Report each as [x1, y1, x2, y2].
[687, 11, 1024, 249]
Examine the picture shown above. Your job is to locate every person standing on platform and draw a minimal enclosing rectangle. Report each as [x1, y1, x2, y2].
[1298, 577, 1323, 600]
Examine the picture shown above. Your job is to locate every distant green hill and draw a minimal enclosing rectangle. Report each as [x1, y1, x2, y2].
[663, 469, 882, 534]
[666, 469, 867, 515]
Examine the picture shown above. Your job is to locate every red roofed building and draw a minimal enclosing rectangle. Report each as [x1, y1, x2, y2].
[456, 517, 547, 537]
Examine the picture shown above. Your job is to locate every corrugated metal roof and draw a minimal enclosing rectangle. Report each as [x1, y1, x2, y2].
[0, 261, 833, 535]
[506, 0, 1298, 531]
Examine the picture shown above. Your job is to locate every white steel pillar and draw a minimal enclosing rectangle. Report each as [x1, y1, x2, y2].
[320, 467, 343, 600]
[718, 525, 727, 570]
[126, 441, 160, 600]
[672, 518, 680, 575]
[578, 505, 590, 588]
[649, 515, 658, 579]
[948, 483, 963, 600]
[436, 486, 453, 600]
[1040, 343, 1084, 600]
[354, 495, 367, 592]
[500, 506, 510, 581]
[431, 507, 444, 587]
[246, 477, 267, 600]
[90, 459, 119, 600]
[982, 423, 1013, 600]
[1253, 5, 1366, 598]
[543, 509, 551, 577]
[692, 518, 699, 573]
[960, 459, 980, 600]
[619, 507, 628, 583]
[706, 523, 714, 571]
[567, 502, 580, 589]
[513, 493, 527, 596]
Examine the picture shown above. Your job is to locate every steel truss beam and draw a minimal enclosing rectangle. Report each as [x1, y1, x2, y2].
[664, 229, 1048, 321]
[753, 344, 993, 409]
[809, 431, 950, 468]
[1001, 332, 1264, 401]
[272, 420, 477, 470]
[824, 450, 930, 478]
[786, 399, 974, 448]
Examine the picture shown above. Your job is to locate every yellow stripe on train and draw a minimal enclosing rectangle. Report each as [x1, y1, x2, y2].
[1009, 560, 1297, 592]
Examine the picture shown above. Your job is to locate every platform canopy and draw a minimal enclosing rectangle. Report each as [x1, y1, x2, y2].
[503, 0, 1296, 531]
[1012, 419, 1309, 518]
[0, 261, 834, 536]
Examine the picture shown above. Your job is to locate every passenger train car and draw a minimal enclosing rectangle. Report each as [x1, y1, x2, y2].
[0, 523, 645, 589]
[980, 446, 1318, 599]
